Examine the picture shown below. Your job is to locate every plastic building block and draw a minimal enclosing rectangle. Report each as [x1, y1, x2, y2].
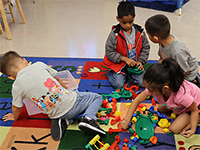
[167, 131, 173, 136]
[170, 112, 176, 119]
[129, 128, 135, 134]
[101, 86, 133, 100]
[139, 139, 150, 145]
[124, 138, 129, 143]
[128, 144, 133, 148]
[122, 147, 129, 150]
[149, 106, 169, 119]
[135, 114, 154, 140]
[131, 117, 137, 123]
[127, 66, 143, 75]
[97, 119, 109, 125]
[111, 98, 117, 114]
[107, 135, 120, 150]
[111, 115, 121, 125]
[151, 97, 156, 106]
[114, 111, 122, 116]
[132, 136, 139, 143]
[124, 84, 139, 91]
[108, 127, 123, 134]
[85, 134, 110, 150]
[102, 99, 111, 108]
[126, 103, 131, 107]
[138, 104, 147, 108]
[151, 116, 158, 121]
[133, 132, 137, 136]
[99, 115, 109, 121]
[158, 118, 171, 128]
[130, 145, 137, 150]
[149, 136, 157, 144]
[108, 123, 126, 134]
[163, 128, 170, 133]
[153, 124, 157, 128]
[99, 108, 113, 114]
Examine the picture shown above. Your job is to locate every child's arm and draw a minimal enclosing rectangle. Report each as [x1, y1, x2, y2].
[54, 76, 68, 89]
[137, 32, 150, 65]
[121, 56, 137, 67]
[121, 57, 144, 71]
[3, 105, 21, 121]
[135, 61, 144, 71]
[121, 90, 149, 129]
[158, 57, 163, 63]
[181, 101, 199, 138]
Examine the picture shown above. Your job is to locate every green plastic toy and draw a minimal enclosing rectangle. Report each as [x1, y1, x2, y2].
[101, 87, 132, 100]
[127, 66, 143, 75]
[135, 111, 155, 140]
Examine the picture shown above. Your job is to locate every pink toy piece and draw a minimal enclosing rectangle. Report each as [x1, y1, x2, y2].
[100, 115, 109, 121]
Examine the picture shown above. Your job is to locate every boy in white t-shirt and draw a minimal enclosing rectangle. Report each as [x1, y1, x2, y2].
[0, 51, 105, 141]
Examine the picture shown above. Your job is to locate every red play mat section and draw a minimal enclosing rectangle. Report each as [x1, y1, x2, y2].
[12, 105, 51, 128]
[81, 61, 108, 80]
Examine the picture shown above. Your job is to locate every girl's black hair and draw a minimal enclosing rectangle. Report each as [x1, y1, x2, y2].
[143, 57, 184, 93]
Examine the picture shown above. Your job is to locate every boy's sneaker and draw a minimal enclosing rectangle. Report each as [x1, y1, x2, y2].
[78, 116, 106, 136]
[51, 118, 68, 141]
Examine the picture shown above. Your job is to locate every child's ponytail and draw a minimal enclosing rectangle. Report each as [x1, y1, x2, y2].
[162, 58, 184, 92]
[143, 57, 184, 93]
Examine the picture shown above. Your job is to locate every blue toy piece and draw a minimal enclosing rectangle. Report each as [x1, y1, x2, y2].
[149, 106, 173, 122]
[132, 136, 139, 143]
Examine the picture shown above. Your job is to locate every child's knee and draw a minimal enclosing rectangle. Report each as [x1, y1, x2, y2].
[109, 79, 124, 88]
[168, 125, 180, 134]
[114, 82, 124, 89]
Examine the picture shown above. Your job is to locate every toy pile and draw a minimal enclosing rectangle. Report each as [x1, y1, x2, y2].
[84, 84, 176, 150]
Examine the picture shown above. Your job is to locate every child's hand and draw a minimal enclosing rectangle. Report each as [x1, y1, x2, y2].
[136, 61, 144, 71]
[2, 113, 14, 121]
[180, 129, 195, 138]
[120, 119, 129, 130]
[124, 58, 136, 67]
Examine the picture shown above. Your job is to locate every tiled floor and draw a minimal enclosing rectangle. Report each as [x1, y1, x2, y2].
[0, 0, 200, 61]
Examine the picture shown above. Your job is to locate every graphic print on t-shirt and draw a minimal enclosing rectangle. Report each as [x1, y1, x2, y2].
[32, 78, 68, 112]
[162, 103, 183, 111]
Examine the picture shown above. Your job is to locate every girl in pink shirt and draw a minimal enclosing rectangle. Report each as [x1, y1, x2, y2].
[121, 57, 200, 138]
